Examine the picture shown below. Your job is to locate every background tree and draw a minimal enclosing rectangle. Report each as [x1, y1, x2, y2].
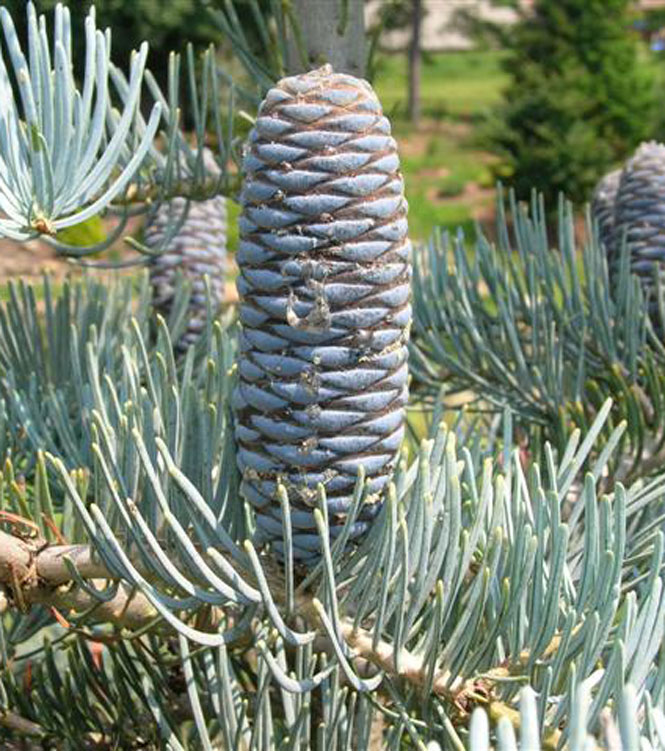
[408, 0, 422, 124]
[367, 0, 427, 120]
[1, 0, 222, 92]
[285, 0, 366, 76]
[491, 0, 658, 206]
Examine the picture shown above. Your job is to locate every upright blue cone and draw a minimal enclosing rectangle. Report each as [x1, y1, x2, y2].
[234, 65, 412, 561]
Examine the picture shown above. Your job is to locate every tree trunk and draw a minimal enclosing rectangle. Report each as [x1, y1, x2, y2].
[286, 0, 366, 78]
[408, 0, 422, 125]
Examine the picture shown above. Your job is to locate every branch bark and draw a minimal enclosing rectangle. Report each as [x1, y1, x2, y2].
[0, 530, 111, 583]
[0, 530, 157, 630]
[0, 709, 45, 738]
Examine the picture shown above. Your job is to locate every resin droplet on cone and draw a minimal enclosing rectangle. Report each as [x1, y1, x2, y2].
[145, 150, 227, 350]
[234, 65, 411, 560]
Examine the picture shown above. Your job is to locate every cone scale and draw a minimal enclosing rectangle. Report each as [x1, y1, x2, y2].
[234, 65, 411, 560]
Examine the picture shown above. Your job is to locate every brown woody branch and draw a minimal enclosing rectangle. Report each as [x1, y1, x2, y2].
[0, 709, 45, 737]
[0, 530, 157, 630]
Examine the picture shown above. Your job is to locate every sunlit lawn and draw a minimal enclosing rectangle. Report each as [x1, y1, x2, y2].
[373, 50, 508, 241]
[374, 49, 508, 121]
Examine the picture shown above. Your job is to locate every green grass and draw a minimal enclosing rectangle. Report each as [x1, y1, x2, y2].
[373, 49, 508, 122]
[372, 50, 506, 241]
[400, 139, 494, 239]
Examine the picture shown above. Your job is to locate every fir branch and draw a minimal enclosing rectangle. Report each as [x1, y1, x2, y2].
[411, 191, 665, 481]
[0, 3, 245, 257]
[0, 524, 559, 734]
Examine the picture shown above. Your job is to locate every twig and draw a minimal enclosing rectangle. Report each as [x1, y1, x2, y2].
[0, 709, 45, 737]
[0, 530, 157, 630]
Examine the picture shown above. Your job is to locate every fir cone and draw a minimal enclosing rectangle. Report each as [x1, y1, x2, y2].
[613, 141, 665, 317]
[234, 65, 411, 561]
[145, 150, 227, 350]
[591, 168, 620, 264]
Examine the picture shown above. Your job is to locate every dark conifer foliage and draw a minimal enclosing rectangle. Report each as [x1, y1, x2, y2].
[493, 0, 657, 205]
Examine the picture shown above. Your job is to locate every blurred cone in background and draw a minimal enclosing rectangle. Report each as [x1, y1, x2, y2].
[593, 142, 665, 324]
[144, 148, 227, 350]
[591, 167, 620, 262]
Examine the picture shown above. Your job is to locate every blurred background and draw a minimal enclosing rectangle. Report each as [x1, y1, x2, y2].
[1, 0, 664, 283]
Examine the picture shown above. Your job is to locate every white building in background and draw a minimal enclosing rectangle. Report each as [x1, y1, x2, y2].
[365, 1, 665, 53]
[364, 0, 525, 52]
